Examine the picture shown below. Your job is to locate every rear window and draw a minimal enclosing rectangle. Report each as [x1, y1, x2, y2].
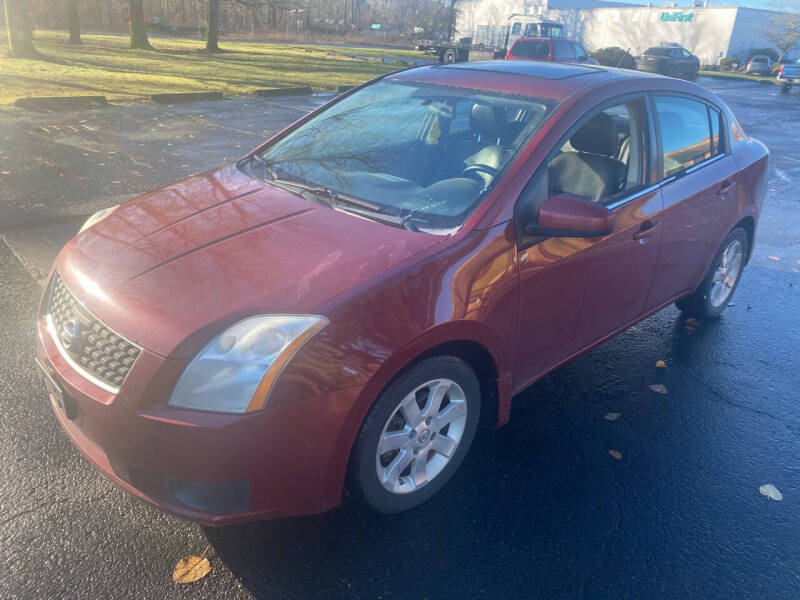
[751, 56, 768, 63]
[644, 48, 672, 57]
[511, 40, 550, 59]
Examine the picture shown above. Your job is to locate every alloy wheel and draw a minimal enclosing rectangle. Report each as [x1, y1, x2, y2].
[709, 239, 743, 308]
[375, 378, 468, 494]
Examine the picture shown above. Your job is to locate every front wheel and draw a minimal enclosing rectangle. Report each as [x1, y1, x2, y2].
[676, 227, 748, 319]
[351, 356, 480, 513]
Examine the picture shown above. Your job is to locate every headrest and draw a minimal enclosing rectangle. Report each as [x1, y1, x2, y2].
[570, 112, 616, 156]
[470, 104, 506, 137]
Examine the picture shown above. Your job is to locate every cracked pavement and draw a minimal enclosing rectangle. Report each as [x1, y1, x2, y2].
[1, 79, 799, 599]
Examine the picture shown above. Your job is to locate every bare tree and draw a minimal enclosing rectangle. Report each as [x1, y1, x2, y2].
[765, 14, 800, 61]
[68, 0, 82, 44]
[3, 0, 37, 57]
[129, 0, 153, 49]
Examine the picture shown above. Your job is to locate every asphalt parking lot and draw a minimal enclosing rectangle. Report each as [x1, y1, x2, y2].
[1, 77, 799, 599]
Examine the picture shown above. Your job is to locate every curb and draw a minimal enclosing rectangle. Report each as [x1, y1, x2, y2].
[254, 86, 313, 97]
[150, 91, 224, 103]
[337, 85, 355, 93]
[14, 96, 108, 112]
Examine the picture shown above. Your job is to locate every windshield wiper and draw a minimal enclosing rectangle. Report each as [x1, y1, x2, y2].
[249, 155, 430, 229]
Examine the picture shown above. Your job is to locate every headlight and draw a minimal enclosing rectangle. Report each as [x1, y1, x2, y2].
[168, 315, 328, 413]
[79, 205, 118, 233]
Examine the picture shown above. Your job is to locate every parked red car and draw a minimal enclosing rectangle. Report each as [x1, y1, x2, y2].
[506, 37, 596, 64]
[36, 61, 768, 525]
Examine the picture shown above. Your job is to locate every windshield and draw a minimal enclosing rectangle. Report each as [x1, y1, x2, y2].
[252, 80, 555, 230]
[644, 48, 672, 57]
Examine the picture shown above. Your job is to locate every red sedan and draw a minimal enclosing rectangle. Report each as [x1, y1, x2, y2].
[36, 61, 768, 524]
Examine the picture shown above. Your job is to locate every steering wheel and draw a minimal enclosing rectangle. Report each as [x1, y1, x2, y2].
[461, 163, 499, 185]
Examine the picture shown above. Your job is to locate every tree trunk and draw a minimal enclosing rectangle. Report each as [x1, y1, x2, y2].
[4, 0, 38, 58]
[68, 0, 81, 44]
[447, 0, 458, 41]
[129, 0, 152, 49]
[206, 0, 220, 52]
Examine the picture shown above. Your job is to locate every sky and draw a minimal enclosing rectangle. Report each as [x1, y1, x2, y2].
[608, 0, 800, 10]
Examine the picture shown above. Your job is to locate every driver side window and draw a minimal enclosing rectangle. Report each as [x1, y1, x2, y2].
[546, 100, 647, 205]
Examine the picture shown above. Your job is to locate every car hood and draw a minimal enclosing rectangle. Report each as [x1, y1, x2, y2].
[55, 166, 444, 357]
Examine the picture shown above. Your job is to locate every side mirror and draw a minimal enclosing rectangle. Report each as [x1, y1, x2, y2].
[526, 193, 615, 238]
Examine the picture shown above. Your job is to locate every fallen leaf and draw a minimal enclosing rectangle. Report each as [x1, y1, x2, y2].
[173, 545, 211, 584]
[649, 384, 668, 394]
[604, 412, 621, 421]
[656, 360, 667, 368]
[0, 171, 10, 175]
[796, 259, 800, 265]
[685, 318, 702, 328]
[608, 449, 623, 460]
[793, 268, 799, 274]
[759, 484, 783, 501]
[768, 256, 780, 261]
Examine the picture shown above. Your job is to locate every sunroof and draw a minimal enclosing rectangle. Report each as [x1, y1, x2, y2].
[443, 60, 603, 80]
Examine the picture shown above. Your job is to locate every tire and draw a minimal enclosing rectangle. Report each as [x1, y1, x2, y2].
[686, 67, 698, 81]
[780, 83, 791, 94]
[443, 49, 457, 64]
[351, 356, 481, 514]
[664, 64, 677, 77]
[676, 227, 748, 320]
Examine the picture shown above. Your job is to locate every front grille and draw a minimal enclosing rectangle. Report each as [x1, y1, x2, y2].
[47, 274, 141, 391]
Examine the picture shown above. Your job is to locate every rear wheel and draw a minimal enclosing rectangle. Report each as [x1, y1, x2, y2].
[664, 64, 677, 77]
[351, 356, 480, 513]
[676, 227, 748, 319]
[442, 49, 458, 64]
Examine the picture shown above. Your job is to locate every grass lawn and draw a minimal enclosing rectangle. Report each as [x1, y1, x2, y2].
[699, 70, 774, 84]
[0, 30, 427, 106]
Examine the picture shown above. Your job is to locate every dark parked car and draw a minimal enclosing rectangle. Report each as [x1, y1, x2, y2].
[506, 37, 597, 64]
[638, 44, 700, 79]
[36, 61, 768, 525]
[745, 55, 772, 75]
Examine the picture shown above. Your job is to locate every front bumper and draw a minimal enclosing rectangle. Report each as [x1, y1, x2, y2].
[36, 317, 365, 525]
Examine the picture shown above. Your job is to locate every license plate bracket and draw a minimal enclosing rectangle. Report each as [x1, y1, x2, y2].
[35, 358, 77, 420]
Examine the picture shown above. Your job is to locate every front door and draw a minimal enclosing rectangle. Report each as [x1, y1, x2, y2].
[513, 96, 662, 387]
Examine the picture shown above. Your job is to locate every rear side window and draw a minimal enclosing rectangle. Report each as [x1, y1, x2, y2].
[511, 22, 521, 35]
[654, 96, 712, 177]
[524, 23, 539, 36]
[511, 40, 550, 59]
[575, 44, 587, 60]
[553, 41, 576, 60]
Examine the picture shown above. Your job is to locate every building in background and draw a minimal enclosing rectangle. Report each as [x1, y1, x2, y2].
[458, 0, 795, 64]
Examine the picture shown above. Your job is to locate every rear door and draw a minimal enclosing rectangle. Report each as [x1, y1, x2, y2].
[643, 94, 742, 312]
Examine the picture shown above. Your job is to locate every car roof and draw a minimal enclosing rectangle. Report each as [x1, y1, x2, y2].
[512, 37, 555, 43]
[389, 60, 661, 102]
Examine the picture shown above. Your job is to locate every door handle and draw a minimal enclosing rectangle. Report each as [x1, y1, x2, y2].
[717, 180, 736, 196]
[633, 220, 662, 241]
